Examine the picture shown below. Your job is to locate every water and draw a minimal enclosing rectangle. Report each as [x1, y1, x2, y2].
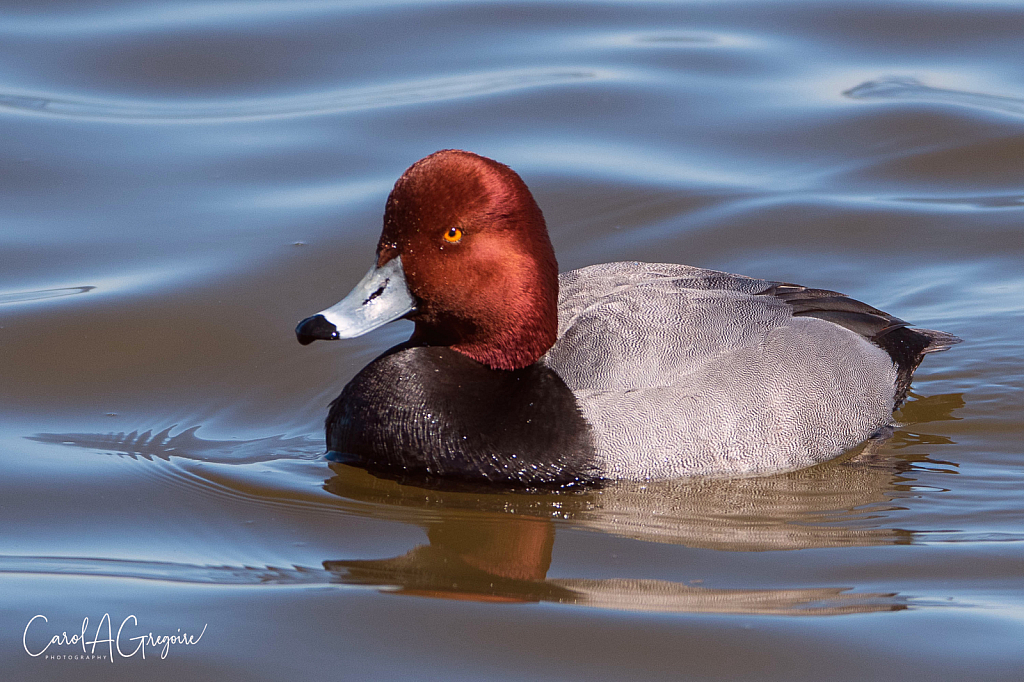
[2, 0, 1022, 679]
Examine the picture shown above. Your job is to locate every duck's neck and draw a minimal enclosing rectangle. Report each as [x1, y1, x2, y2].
[412, 265, 558, 371]
[453, 306, 557, 371]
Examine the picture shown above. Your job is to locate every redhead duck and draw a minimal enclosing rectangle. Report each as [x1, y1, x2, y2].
[296, 150, 960, 488]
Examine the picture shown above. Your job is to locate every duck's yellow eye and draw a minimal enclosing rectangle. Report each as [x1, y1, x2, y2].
[443, 227, 463, 244]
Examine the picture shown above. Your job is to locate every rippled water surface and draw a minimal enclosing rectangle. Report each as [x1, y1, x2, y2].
[3, 0, 1023, 679]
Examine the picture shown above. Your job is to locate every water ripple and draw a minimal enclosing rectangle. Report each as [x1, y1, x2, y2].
[2, 0, 453, 35]
[0, 555, 332, 586]
[0, 68, 610, 123]
[0, 286, 94, 306]
[578, 30, 762, 50]
[845, 77, 1024, 118]
[29, 427, 322, 464]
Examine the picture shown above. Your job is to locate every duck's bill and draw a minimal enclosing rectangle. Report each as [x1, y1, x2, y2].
[295, 256, 415, 345]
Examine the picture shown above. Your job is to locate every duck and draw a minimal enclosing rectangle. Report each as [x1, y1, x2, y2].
[296, 149, 960, 488]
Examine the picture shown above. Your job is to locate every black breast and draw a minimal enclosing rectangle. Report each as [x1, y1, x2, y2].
[325, 345, 599, 490]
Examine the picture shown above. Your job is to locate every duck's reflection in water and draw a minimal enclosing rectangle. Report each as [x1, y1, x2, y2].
[323, 510, 904, 615]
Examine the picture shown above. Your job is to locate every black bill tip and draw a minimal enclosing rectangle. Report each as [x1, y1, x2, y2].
[296, 314, 339, 345]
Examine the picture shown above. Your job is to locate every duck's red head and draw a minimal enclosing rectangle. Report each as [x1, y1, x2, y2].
[296, 150, 559, 371]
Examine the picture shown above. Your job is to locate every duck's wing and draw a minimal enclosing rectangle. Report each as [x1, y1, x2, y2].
[550, 262, 959, 406]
